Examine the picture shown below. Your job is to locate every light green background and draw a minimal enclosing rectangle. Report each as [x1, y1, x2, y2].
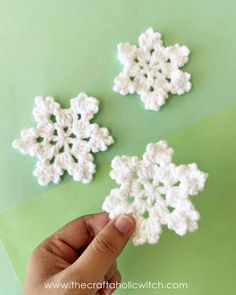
[1, 106, 236, 295]
[0, 0, 236, 294]
[0, 240, 21, 294]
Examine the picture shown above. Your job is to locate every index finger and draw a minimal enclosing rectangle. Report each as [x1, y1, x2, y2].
[50, 212, 109, 251]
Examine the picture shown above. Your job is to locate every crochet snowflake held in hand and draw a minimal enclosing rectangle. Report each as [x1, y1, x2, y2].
[102, 141, 207, 246]
[113, 28, 191, 111]
[12, 93, 114, 186]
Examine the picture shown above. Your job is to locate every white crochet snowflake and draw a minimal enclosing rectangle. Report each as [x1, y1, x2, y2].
[113, 27, 191, 111]
[102, 141, 207, 246]
[12, 93, 114, 186]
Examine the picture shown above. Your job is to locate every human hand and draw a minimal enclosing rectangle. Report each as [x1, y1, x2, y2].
[23, 213, 135, 295]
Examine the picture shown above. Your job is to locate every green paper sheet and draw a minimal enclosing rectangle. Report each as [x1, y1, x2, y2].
[1, 0, 236, 213]
[0, 105, 235, 295]
[0, 240, 21, 294]
[1, 1, 236, 294]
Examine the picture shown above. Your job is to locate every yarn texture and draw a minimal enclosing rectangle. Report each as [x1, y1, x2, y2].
[102, 141, 208, 246]
[113, 27, 191, 111]
[12, 93, 114, 186]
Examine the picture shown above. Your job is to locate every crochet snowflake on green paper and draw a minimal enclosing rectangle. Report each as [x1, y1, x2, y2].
[103, 141, 207, 246]
[113, 28, 191, 111]
[13, 93, 114, 186]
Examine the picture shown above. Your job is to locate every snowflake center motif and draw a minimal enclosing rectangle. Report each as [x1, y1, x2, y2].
[13, 93, 114, 186]
[113, 27, 191, 111]
[38, 114, 90, 155]
[132, 50, 171, 86]
[102, 141, 208, 246]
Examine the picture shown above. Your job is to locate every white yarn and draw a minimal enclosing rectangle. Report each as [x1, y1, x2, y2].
[113, 27, 191, 111]
[12, 93, 114, 186]
[102, 141, 208, 246]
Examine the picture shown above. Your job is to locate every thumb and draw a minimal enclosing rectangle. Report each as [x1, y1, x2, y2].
[68, 214, 135, 282]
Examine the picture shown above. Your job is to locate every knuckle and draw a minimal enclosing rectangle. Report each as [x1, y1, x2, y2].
[44, 236, 62, 256]
[30, 237, 54, 262]
[29, 247, 45, 268]
[30, 248, 38, 263]
[93, 233, 118, 255]
[30, 244, 42, 261]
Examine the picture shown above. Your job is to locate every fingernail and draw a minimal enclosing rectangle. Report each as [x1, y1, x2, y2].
[114, 214, 134, 234]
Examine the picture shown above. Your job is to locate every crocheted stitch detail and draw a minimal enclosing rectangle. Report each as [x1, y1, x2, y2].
[102, 141, 207, 246]
[113, 27, 191, 111]
[12, 93, 114, 186]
